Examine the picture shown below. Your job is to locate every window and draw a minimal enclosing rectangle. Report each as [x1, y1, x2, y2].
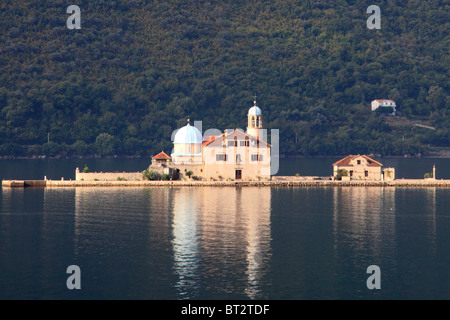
[251, 154, 263, 161]
[256, 117, 259, 127]
[357, 160, 361, 165]
[216, 154, 227, 161]
[240, 141, 250, 147]
[252, 117, 255, 127]
[241, 137, 249, 147]
[236, 154, 241, 162]
[228, 139, 237, 147]
[365, 170, 368, 177]
[350, 170, 353, 177]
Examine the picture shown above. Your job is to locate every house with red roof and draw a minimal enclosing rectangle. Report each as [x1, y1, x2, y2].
[333, 155, 395, 181]
[152, 151, 171, 162]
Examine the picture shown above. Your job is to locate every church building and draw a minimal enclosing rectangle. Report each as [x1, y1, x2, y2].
[165, 101, 271, 181]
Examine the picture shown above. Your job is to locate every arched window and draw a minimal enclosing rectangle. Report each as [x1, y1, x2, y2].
[252, 116, 255, 127]
[256, 116, 259, 127]
[244, 136, 249, 147]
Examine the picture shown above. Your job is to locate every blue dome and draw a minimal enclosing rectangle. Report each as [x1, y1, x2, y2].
[248, 104, 262, 116]
[173, 124, 203, 144]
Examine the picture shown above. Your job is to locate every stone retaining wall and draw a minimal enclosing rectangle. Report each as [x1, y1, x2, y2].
[4, 178, 450, 188]
[75, 170, 144, 181]
[44, 179, 450, 188]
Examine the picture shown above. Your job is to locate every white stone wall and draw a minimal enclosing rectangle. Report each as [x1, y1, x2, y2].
[75, 168, 144, 181]
[382, 168, 395, 181]
[173, 164, 204, 179]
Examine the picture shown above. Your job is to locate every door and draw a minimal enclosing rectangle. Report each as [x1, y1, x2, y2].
[235, 170, 242, 180]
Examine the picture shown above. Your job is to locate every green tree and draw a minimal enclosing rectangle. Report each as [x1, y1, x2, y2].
[72, 140, 90, 155]
[335, 169, 348, 180]
[142, 170, 161, 181]
[161, 173, 171, 180]
[95, 133, 117, 155]
[426, 86, 445, 112]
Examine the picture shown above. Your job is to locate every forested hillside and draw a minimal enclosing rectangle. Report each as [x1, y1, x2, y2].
[0, 0, 448, 158]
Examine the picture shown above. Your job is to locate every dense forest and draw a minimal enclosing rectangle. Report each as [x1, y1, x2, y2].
[0, 0, 448, 158]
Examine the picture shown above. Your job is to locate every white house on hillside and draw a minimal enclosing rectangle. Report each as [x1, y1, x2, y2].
[371, 99, 396, 115]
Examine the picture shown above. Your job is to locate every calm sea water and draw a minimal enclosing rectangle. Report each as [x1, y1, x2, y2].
[0, 158, 449, 300]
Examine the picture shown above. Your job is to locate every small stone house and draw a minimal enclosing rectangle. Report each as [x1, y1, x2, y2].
[151, 151, 172, 166]
[333, 155, 395, 181]
[147, 151, 176, 177]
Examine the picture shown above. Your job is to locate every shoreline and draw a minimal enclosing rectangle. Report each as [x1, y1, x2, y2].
[3, 179, 450, 188]
[1, 153, 450, 160]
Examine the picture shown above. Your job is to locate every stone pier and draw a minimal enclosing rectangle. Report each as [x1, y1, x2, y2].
[2, 178, 450, 188]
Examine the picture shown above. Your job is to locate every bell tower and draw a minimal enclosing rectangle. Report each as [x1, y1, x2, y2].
[247, 100, 263, 139]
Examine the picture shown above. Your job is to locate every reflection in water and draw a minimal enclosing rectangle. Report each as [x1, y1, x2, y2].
[37, 186, 446, 299]
[333, 187, 396, 272]
[172, 187, 272, 299]
[71, 187, 272, 299]
[333, 187, 396, 258]
[1, 187, 25, 213]
[332, 187, 397, 298]
[1, 185, 448, 299]
[172, 189, 201, 298]
[332, 187, 438, 256]
[331, 187, 444, 299]
[425, 188, 436, 251]
[73, 187, 176, 298]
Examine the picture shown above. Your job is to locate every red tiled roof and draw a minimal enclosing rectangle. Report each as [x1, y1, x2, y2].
[202, 135, 219, 147]
[152, 151, 171, 159]
[203, 129, 271, 148]
[226, 129, 271, 147]
[375, 99, 395, 103]
[333, 155, 383, 167]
